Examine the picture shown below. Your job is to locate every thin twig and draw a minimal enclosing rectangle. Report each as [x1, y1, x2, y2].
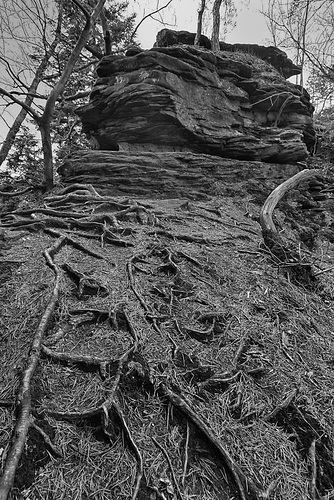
[113, 403, 143, 500]
[131, 0, 173, 40]
[182, 422, 190, 488]
[309, 439, 317, 500]
[30, 419, 63, 458]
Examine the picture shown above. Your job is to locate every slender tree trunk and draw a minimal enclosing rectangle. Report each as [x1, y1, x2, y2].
[40, 0, 107, 191]
[39, 121, 53, 191]
[211, 0, 223, 52]
[299, 0, 310, 88]
[100, 9, 111, 55]
[0, 5, 63, 167]
[194, 0, 206, 47]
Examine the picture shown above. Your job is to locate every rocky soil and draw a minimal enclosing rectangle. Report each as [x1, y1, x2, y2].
[0, 156, 334, 500]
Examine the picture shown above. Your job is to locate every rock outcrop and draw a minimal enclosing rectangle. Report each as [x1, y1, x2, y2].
[77, 41, 314, 164]
[155, 29, 301, 79]
[59, 151, 301, 198]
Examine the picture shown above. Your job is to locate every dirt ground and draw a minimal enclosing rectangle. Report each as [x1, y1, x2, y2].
[1, 163, 334, 500]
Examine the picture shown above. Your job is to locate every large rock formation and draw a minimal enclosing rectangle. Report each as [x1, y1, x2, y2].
[59, 151, 301, 198]
[76, 34, 314, 164]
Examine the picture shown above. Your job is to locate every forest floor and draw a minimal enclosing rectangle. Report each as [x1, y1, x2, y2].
[0, 158, 334, 500]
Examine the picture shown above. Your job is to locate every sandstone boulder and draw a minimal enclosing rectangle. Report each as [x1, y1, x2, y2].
[77, 44, 314, 163]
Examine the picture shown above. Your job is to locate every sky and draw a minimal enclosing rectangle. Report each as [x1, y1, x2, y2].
[131, 0, 272, 49]
[0, 0, 274, 146]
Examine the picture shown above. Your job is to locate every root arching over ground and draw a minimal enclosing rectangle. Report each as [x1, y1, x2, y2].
[1, 180, 334, 500]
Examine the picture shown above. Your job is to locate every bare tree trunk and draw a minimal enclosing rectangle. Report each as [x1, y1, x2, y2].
[39, 0, 107, 191]
[0, 5, 63, 167]
[100, 9, 111, 55]
[39, 121, 53, 191]
[211, 0, 223, 52]
[299, 0, 310, 88]
[194, 0, 206, 47]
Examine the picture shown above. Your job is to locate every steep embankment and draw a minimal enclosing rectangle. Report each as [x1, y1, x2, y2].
[0, 158, 334, 499]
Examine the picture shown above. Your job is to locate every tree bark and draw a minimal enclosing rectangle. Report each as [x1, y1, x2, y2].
[194, 0, 206, 47]
[211, 0, 223, 52]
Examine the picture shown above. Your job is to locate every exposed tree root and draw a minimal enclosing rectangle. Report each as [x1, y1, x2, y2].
[151, 229, 222, 245]
[62, 262, 108, 298]
[263, 389, 298, 422]
[259, 169, 321, 286]
[1, 208, 88, 219]
[260, 169, 318, 259]
[182, 421, 190, 487]
[41, 344, 121, 375]
[127, 257, 163, 334]
[44, 184, 103, 206]
[260, 170, 319, 235]
[30, 419, 63, 459]
[111, 402, 143, 500]
[182, 323, 215, 343]
[152, 436, 183, 500]
[43, 228, 105, 260]
[0, 237, 63, 500]
[198, 370, 241, 393]
[39, 311, 142, 499]
[158, 383, 262, 500]
[54, 183, 103, 198]
[309, 439, 317, 500]
[2, 180, 327, 499]
[0, 187, 32, 197]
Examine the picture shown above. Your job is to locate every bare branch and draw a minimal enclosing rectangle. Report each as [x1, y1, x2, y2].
[0, 87, 39, 121]
[131, 0, 173, 41]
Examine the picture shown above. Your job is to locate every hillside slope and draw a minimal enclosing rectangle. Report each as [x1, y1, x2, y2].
[1, 159, 334, 500]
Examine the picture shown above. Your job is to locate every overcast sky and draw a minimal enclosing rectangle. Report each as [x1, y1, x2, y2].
[0, 0, 273, 145]
[131, 0, 272, 48]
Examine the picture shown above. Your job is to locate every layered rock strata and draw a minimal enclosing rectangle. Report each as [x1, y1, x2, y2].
[155, 29, 301, 79]
[59, 151, 302, 198]
[77, 43, 314, 163]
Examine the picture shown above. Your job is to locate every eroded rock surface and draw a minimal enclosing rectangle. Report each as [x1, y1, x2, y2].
[59, 151, 301, 198]
[155, 29, 302, 79]
[77, 43, 314, 163]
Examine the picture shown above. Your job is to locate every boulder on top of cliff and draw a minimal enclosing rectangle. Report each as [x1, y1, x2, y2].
[77, 44, 314, 163]
[155, 29, 301, 79]
[155, 28, 212, 50]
